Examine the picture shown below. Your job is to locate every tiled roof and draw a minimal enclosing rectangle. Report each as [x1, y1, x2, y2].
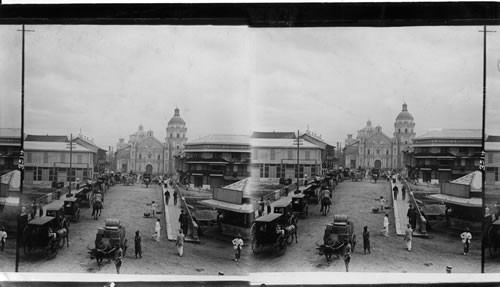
[414, 129, 481, 140]
[251, 132, 296, 139]
[24, 141, 93, 153]
[187, 134, 250, 146]
[25, 134, 69, 142]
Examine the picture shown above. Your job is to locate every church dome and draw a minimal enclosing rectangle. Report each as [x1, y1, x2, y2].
[395, 103, 414, 121]
[168, 108, 186, 126]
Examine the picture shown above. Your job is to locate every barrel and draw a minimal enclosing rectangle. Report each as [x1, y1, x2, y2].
[333, 214, 348, 223]
[105, 218, 120, 227]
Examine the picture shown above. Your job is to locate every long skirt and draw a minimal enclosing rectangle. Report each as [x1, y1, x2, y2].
[177, 244, 184, 256]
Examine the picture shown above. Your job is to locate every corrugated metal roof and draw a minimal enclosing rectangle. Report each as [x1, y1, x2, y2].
[486, 142, 500, 151]
[25, 135, 69, 142]
[414, 129, 481, 140]
[251, 138, 321, 149]
[200, 199, 255, 213]
[251, 131, 296, 139]
[428, 194, 482, 207]
[186, 134, 250, 146]
[450, 171, 482, 192]
[24, 141, 93, 153]
[486, 135, 500, 142]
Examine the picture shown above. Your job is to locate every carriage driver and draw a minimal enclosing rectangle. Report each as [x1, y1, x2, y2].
[275, 224, 285, 237]
[48, 227, 57, 241]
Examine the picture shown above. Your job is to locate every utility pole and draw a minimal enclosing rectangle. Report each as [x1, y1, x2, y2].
[16, 25, 34, 272]
[293, 130, 303, 192]
[67, 134, 75, 195]
[479, 25, 495, 274]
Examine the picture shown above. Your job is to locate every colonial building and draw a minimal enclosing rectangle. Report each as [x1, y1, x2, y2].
[0, 128, 21, 176]
[407, 129, 482, 184]
[24, 135, 96, 184]
[343, 103, 415, 170]
[74, 135, 107, 175]
[115, 125, 168, 175]
[115, 108, 187, 176]
[301, 130, 336, 173]
[251, 132, 322, 182]
[485, 135, 500, 185]
[181, 134, 251, 189]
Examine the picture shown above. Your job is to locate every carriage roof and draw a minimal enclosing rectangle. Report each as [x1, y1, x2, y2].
[45, 200, 64, 211]
[255, 213, 283, 223]
[28, 216, 56, 226]
[292, 193, 306, 199]
[273, 197, 291, 207]
[64, 197, 79, 203]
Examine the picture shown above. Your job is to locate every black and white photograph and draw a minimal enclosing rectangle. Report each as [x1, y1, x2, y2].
[1, 2, 500, 286]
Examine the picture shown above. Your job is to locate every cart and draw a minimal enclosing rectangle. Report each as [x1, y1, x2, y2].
[251, 213, 289, 256]
[63, 197, 81, 222]
[88, 218, 128, 268]
[292, 193, 308, 218]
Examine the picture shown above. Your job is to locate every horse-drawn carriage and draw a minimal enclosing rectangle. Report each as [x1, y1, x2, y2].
[88, 218, 128, 268]
[273, 197, 292, 215]
[251, 213, 297, 256]
[75, 186, 92, 208]
[22, 216, 69, 259]
[351, 170, 363, 182]
[123, 174, 135, 186]
[292, 193, 308, 218]
[317, 214, 356, 263]
[370, 168, 381, 183]
[486, 218, 500, 257]
[142, 173, 152, 188]
[302, 184, 319, 204]
[45, 200, 64, 218]
[63, 197, 81, 222]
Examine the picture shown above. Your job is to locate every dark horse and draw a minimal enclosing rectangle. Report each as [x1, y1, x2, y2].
[92, 200, 103, 220]
[321, 196, 332, 216]
[88, 238, 116, 268]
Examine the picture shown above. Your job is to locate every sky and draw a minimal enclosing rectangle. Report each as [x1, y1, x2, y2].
[1, 25, 497, 149]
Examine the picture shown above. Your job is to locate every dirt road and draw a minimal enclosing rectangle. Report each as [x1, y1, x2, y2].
[248, 179, 481, 273]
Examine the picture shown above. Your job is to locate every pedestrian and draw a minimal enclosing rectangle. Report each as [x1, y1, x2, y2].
[38, 202, 44, 218]
[152, 218, 161, 242]
[134, 230, 142, 259]
[114, 246, 123, 274]
[284, 186, 289, 197]
[409, 206, 417, 230]
[258, 197, 265, 217]
[266, 198, 271, 215]
[407, 204, 416, 229]
[0, 227, 7, 252]
[379, 196, 385, 212]
[179, 209, 189, 236]
[404, 224, 413, 252]
[176, 229, 185, 257]
[232, 233, 244, 262]
[343, 242, 352, 272]
[393, 185, 399, 200]
[30, 200, 37, 220]
[401, 185, 406, 200]
[380, 214, 389, 237]
[150, 201, 157, 217]
[460, 227, 472, 255]
[173, 189, 178, 205]
[164, 190, 170, 205]
[362, 226, 370, 254]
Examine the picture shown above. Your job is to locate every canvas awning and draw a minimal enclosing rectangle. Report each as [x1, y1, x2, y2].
[0, 170, 20, 192]
[428, 194, 482, 208]
[200, 199, 255, 214]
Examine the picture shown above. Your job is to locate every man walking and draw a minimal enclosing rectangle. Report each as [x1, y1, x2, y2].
[179, 209, 189, 236]
[362, 226, 370, 254]
[232, 233, 244, 262]
[38, 202, 44, 218]
[114, 246, 123, 274]
[0, 227, 7, 252]
[380, 214, 389, 237]
[176, 229, 185, 257]
[134, 230, 142, 259]
[173, 189, 179, 206]
[379, 196, 385, 213]
[164, 189, 170, 205]
[343, 242, 352, 272]
[152, 218, 161, 242]
[407, 204, 416, 229]
[393, 185, 399, 200]
[404, 224, 413, 251]
[266, 198, 271, 215]
[258, 197, 265, 217]
[460, 227, 472, 255]
[402, 185, 407, 200]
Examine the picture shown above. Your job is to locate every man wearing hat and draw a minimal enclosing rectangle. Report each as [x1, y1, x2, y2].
[232, 233, 244, 262]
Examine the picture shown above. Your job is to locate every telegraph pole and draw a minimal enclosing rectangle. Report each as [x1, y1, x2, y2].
[294, 130, 303, 192]
[67, 133, 74, 195]
[479, 25, 495, 274]
[16, 24, 34, 273]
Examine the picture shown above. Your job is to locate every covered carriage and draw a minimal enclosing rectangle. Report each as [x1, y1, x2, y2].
[22, 216, 62, 259]
[291, 193, 308, 218]
[88, 218, 128, 267]
[251, 213, 296, 256]
[63, 197, 81, 222]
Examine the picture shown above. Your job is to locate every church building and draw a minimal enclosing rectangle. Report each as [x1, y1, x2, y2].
[115, 108, 187, 175]
[343, 103, 415, 170]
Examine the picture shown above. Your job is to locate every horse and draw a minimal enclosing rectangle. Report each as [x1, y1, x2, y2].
[92, 200, 103, 220]
[321, 196, 332, 216]
[284, 224, 298, 244]
[56, 227, 69, 247]
[317, 241, 346, 264]
[88, 238, 116, 268]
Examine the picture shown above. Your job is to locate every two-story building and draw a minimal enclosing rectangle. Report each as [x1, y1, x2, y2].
[251, 132, 322, 182]
[0, 128, 22, 175]
[182, 134, 251, 189]
[486, 135, 500, 185]
[24, 135, 95, 185]
[74, 135, 108, 176]
[407, 129, 482, 184]
[301, 130, 336, 173]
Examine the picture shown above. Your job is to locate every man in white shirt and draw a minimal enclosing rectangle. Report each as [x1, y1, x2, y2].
[0, 227, 7, 252]
[380, 214, 389, 237]
[460, 227, 472, 255]
[232, 233, 244, 262]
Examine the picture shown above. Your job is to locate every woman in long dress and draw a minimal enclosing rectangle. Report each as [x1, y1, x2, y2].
[152, 218, 161, 242]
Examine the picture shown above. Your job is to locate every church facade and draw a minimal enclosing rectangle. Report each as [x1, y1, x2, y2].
[115, 108, 187, 175]
[343, 103, 415, 170]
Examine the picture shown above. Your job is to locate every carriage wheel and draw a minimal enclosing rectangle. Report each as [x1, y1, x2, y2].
[276, 236, 287, 256]
[47, 242, 59, 259]
[351, 234, 357, 252]
[251, 238, 261, 254]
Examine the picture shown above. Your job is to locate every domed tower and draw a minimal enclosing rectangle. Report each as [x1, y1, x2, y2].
[166, 107, 188, 174]
[394, 103, 416, 169]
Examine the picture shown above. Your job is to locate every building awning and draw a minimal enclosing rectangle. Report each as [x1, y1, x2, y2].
[200, 199, 255, 214]
[428, 194, 482, 208]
